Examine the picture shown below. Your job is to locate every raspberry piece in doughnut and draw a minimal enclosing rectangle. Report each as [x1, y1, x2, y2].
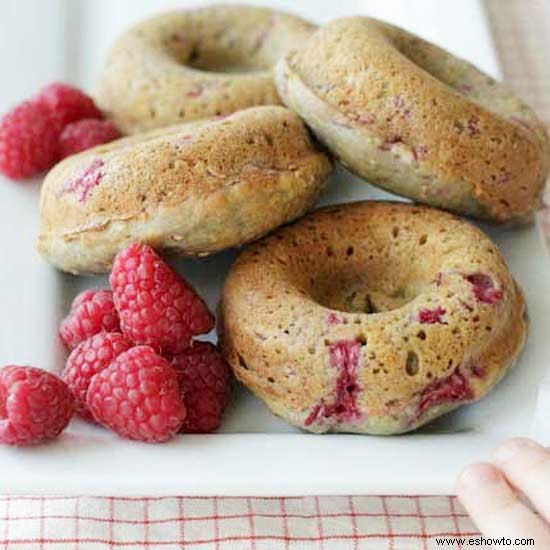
[58, 158, 105, 203]
[416, 368, 474, 420]
[305, 340, 362, 426]
[379, 134, 403, 151]
[417, 306, 446, 324]
[412, 145, 429, 161]
[327, 312, 344, 326]
[466, 273, 503, 304]
[329, 340, 362, 419]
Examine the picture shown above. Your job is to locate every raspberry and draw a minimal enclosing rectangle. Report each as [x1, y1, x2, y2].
[59, 119, 120, 159]
[0, 100, 59, 179]
[36, 82, 102, 130]
[110, 243, 214, 354]
[172, 342, 231, 433]
[60, 289, 120, 350]
[0, 366, 74, 445]
[63, 332, 132, 419]
[416, 367, 474, 420]
[86, 346, 186, 442]
[71, 289, 97, 309]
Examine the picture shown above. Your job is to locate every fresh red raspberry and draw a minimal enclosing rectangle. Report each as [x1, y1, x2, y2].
[63, 332, 132, 420]
[172, 342, 231, 433]
[86, 346, 186, 442]
[36, 82, 102, 130]
[0, 100, 59, 179]
[0, 366, 74, 445]
[59, 119, 120, 158]
[110, 243, 214, 355]
[59, 289, 120, 350]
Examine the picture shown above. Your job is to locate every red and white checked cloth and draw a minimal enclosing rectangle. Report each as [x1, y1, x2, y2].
[0, 495, 477, 549]
[1, 1, 549, 548]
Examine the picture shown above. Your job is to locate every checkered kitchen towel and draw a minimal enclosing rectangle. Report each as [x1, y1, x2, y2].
[0, 495, 477, 549]
[1, 0, 549, 548]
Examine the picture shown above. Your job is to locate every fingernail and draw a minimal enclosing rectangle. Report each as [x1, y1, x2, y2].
[494, 438, 538, 464]
[458, 463, 501, 489]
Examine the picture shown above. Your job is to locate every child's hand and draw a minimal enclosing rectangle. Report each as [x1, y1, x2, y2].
[456, 438, 550, 544]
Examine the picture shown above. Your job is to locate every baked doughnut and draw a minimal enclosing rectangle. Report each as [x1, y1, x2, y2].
[37, 106, 332, 274]
[220, 201, 527, 434]
[96, 5, 315, 134]
[275, 17, 550, 224]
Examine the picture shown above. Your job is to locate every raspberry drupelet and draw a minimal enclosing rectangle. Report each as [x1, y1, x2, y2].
[59, 289, 120, 350]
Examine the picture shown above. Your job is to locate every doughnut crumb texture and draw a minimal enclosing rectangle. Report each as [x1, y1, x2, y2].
[220, 201, 527, 434]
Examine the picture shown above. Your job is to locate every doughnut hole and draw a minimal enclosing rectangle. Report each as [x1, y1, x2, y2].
[163, 14, 298, 74]
[302, 231, 444, 314]
[97, 6, 315, 133]
[175, 38, 272, 74]
[381, 30, 538, 149]
[377, 24, 524, 120]
[311, 272, 422, 314]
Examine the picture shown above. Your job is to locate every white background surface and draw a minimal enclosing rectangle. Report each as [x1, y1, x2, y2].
[0, 0, 548, 495]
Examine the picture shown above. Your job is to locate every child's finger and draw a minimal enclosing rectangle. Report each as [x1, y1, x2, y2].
[494, 437, 550, 523]
[456, 462, 550, 545]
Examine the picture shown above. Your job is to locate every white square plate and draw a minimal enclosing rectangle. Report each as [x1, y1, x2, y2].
[0, 0, 548, 495]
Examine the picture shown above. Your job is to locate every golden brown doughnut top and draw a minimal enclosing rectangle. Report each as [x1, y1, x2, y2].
[221, 201, 526, 433]
[279, 17, 549, 222]
[38, 106, 332, 273]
